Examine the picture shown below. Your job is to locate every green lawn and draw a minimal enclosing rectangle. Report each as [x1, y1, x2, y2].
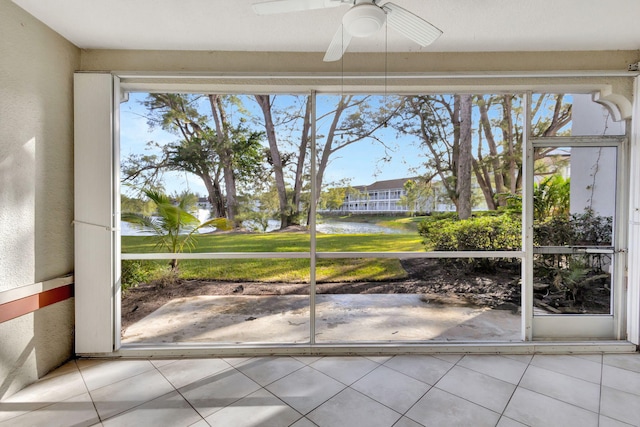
[121, 231, 423, 284]
[319, 214, 427, 233]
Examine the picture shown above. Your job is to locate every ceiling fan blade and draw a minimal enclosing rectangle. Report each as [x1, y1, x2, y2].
[253, 0, 341, 15]
[382, 2, 443, 47]
[324, 25, 352, 62]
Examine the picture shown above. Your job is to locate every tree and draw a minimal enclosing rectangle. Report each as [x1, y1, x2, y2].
[122, 94, 264, 224]
[236, 178, 280, 232]
[456, 95, 473, 219]
[121, 189, 231, 270]
[254, 95, 296, 228]
[399, 179, 433, 216]
[395, 93, 572, 214]
[320, 187, 347, 211]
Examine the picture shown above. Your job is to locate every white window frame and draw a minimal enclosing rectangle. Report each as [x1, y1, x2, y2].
[74, 72, 640, 355]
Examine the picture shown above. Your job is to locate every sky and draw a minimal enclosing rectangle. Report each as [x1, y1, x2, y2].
[119, 92, 427, 198]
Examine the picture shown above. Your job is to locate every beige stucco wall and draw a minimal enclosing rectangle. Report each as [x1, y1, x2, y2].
[81, 49, 638, 114]
[0, 0, 79, 398]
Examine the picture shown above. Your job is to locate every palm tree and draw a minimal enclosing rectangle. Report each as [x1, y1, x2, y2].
[122, 189, 231, 270]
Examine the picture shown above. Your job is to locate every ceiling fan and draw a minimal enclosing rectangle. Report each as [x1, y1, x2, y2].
[252, 0, 443, 62]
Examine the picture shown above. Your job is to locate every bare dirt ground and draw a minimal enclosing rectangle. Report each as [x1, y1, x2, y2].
[121, 258, 522, 330]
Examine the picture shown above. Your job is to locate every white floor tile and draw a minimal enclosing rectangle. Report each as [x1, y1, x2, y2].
[530, 354, 602, 384]
[599, 414, 635, 427]
[0, 392, 98, 427]
[496, 416, 528, 427]
[457, 355, 527, 384]
[222, 357, 254, 366]
[149, 359, 178, 368]
[235, 357, 305, 386]
[575, 354, 603, 364]
[405, 388, 500, 427]
[0, 370, 88, 423]
[90, 369, 174, 420]
[602, 364, 640, 396]
[179, 368, 261, 419]
[292, 356, 323, 365]
[266, 366, 345, 414]
[600, 386, 640, 426]
[80, 360, 155, 391]
[351, 365, 430, 413]
[384, 355, 453, 385]
[501, 354, 533, 364]
[309, 357, 379, 385]
[40, 360, 79, 380]
[307, 388, 401, 427]
[435, 365, 516, 413]
[603, 354, 640, 374]
[366, 356, 394, 364]
[290, 417, 318, 427]
[157, 358, 231, 389]
[204, 388, 302, 427]
[431, 354, 463, 364]
[519, 365, 600, 412]
[187, 420, 209, 427]
[504, 387, 598, 427]
[392, 417, 423, 427]
[102, 391, 202, 427]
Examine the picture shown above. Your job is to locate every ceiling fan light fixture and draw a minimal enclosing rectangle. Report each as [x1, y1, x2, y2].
[342, 3, 386, 37]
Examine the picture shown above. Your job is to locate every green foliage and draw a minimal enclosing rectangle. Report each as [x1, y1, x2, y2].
[533, 174, 570, 220]
[319, 187, 347, 211]
[419, 215, 521, 252]
[120, 260, 159, 292]
[237, 180, 280, 232]
[500, 174, 570, 219]
[121, 194, 155, 216]
[534, 209, 612, 246]
[121, 189, 232, 269]
[399, 179, 433, 216]
[121, 233, 421, 283]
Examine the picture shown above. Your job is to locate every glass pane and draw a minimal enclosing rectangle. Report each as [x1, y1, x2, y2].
[533, 146, 616, 246]
[315, 257, 521, 342]
[531, 93, 625, 137]
[120, 92, 312, 249]
[121, 258, 311, 344]
[533, 253, 611, 315]
[315, 93, 523, 252]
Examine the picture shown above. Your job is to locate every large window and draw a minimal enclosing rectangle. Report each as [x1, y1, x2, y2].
[114, 88, 627, 346]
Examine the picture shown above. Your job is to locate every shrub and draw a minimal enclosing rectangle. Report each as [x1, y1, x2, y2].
[419, 214, 521, 272]
[419, 215, 521, 252]
[533, 208, 612, 247]
[121, 260, 157, 292]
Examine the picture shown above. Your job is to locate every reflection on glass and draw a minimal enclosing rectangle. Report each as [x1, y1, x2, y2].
[533, 146, 616, 245]
[533, 254, 611, 315]
[315, 257, 521, 342]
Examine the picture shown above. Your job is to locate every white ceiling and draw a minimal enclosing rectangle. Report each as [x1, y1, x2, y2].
[12, 0, 640, 54]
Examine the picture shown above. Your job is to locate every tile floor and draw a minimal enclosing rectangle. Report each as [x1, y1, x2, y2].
[1, 353, 639, 426]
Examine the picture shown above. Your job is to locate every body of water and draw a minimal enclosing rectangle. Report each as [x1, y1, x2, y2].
[121, 213, 403, 236]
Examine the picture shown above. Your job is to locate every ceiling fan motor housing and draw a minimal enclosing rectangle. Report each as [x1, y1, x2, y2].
[342, 2, 386, 37]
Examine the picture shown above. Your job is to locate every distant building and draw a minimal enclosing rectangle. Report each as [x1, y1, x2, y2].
[197, 197, 212, 211]
[325, 177, 456, 214]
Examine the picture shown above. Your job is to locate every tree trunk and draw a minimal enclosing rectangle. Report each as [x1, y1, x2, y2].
[208, 95, 239, 224]
[255, 95, 291, 229]
[456, 94, 473, 219]
[200, 171, 225, 218]
[291, 95, 312, 226]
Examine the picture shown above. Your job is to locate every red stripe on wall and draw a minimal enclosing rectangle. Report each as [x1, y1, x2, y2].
[0, 285, 74, 323]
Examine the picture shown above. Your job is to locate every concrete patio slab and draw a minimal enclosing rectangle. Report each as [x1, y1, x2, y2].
[122, 294, 521, 344]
